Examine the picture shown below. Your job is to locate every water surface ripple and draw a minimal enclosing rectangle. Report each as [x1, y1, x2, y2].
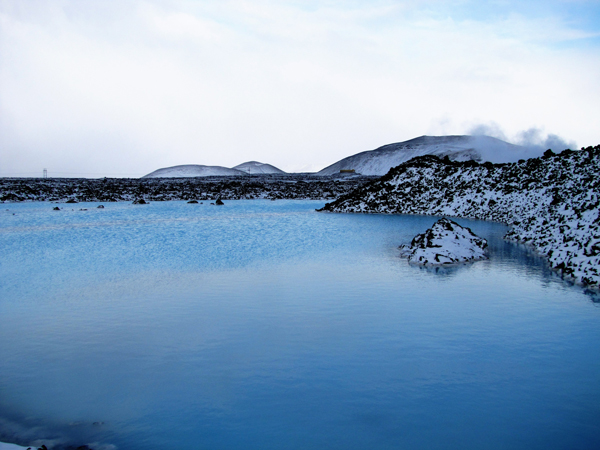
[1, 201, 599, 450]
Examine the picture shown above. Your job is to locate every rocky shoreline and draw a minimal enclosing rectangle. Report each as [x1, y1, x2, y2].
[318, 146, 600, 288]
[0, 174, 374, 203]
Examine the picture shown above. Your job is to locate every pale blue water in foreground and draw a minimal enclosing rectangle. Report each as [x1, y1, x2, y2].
[1, 200, 599, 450]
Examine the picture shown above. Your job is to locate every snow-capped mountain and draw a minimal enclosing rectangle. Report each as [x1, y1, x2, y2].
[233, 161, 286, 174]
[318, 135, 544, 176]
[142, 165, 247, 178]
[319, 146, 600, 288]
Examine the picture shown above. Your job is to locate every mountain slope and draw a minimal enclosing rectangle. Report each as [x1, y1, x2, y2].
[318, 146, 600, 288]
[233, 161, 286, 174]
[142, 165, 247, 178]
[318, 135, 543, 176]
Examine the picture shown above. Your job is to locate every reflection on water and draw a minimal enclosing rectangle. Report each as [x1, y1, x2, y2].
[1, 201, 599, 450]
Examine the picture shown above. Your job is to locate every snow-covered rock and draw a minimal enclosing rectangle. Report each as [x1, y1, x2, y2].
[400, 218, 488, 265]
[319, 146, 600, 288]
[142, 165, 247, 178]
[0, 442, 31, 450]
[318, 135, 544, 176]
[233, 161, 285, 174]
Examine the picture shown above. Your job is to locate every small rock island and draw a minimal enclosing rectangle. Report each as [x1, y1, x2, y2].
[400, 218, 488, 265]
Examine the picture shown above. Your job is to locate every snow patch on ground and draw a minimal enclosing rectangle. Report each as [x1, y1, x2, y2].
[399, 218, 488, 265]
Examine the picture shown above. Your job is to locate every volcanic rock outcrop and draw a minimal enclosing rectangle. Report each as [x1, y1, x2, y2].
[319, 146, 600, 288]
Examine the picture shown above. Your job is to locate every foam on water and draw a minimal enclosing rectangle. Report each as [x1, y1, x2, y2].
[1, 201, 599, 450]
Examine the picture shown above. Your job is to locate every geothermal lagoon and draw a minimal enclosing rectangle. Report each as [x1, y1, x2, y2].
[1, 200, 599, 450]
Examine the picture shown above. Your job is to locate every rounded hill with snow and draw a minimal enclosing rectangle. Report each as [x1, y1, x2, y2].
[142, 165, 247, 178]
[318, 135, 544, 176]
[233, 161, 285, 174]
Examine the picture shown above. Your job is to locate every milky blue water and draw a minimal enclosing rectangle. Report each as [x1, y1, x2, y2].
[1, 200, 599, 450]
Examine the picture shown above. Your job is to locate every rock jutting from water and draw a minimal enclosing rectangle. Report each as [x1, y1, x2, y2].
[400, 218, 488, 265]
[318, 146, 600, 288]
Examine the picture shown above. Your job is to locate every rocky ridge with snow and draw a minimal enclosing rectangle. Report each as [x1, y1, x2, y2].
[0, 174, 374, 203]
[399, 218, 488, 265]
[317, 135, 544, 176]
[319, 146, 600, 288]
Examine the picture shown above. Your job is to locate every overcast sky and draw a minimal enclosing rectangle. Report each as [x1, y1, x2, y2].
[1, 0, 599, 177]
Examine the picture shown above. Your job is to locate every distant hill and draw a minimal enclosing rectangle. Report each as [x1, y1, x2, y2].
[142, 161, 285, 178]
[142, 165, 247, 178]
[318, 135, 545, 176]
[233, 161, 286, 174]
[141, 136, 547, 178]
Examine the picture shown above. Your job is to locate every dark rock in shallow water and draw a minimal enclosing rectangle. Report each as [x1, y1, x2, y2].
[65, 199, 77, 204]
[132, 198, 147, 204]
[399, 218, 488, 265]
[97, 205, 104, 208]
[215, 198, 224, 205]
[53, 206, 60, 211]
[187, 199, 198, 204]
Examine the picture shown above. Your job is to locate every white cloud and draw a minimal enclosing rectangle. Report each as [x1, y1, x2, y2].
[514, 127, 576, 151]
[468, 122, 576, 154]
[1, 0, 599, 176]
